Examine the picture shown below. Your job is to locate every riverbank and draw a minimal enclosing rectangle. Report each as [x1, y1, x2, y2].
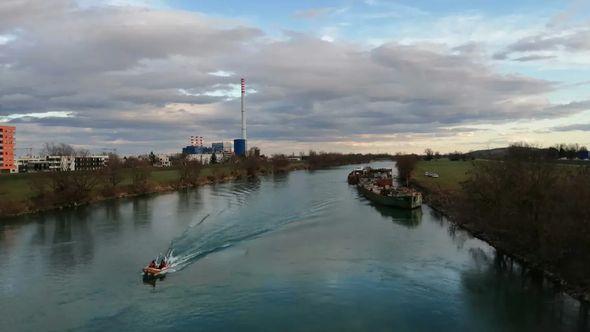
[412, 159, 590, 304]
[0, 161, 309, 219]
[0, 154, 389, 219]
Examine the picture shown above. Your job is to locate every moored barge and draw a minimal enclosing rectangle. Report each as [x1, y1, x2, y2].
[348, 167, 422, 209]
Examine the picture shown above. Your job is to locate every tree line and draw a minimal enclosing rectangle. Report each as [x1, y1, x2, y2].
[423, 143, 589, 162]
[304, 151, 392, 169]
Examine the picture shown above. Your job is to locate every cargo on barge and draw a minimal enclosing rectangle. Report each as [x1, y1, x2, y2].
[348, 167, 422, 209]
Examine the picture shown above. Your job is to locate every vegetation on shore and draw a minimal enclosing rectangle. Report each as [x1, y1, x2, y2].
[0, 151, 389, 218]
[411, 145, 590, 301]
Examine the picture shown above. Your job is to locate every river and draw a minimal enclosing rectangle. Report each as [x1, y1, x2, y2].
[0, 162, 587, 331]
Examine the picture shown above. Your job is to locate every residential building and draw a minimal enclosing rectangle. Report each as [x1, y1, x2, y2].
[75, 155, 108, 171]
[0, 125, 16, 173]
[47, 155, 76, 172]
[16, 156, 49, 173]
[16, 155, 108, 173]
[155, 154, 171, 168]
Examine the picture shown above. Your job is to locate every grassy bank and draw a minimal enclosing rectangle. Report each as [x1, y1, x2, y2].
[414, 159, 472, 192]
[0, 161, 309, 218]
[0, 151, 387, 219]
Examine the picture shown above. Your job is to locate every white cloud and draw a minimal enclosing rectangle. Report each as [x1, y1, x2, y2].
[321, 35, 335, 42]
[1, 1, 588, 154]
[208, 70, 235, 77]
[0, 111, 75, 122]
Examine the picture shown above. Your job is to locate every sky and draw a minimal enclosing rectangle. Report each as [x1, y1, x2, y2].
[1, 0, 589, 155]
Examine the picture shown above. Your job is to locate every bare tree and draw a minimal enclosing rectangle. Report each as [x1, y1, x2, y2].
[41, 142, 93, 158]
[178, 155, 202, 186]
[241, 156, 261, 178]
[131, 160, 152, 193]
[42, 169, 99, 204]
[395, 154, 418, 186]
[123, 156, 141, 168]
[70, 171, 100, 201]
[270, 154, 290, 172]
[101, 154, 124, 189]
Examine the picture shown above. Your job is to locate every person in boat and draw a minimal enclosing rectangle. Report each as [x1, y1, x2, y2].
[148, 260, 157, 268]
[158, 259, 167, 269]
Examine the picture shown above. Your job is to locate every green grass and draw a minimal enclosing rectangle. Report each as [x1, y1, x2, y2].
[0, 167, 191, 201]
[0, 163, 246, 203]
[414, 159, 473, 192]
[0, 173, 39, 201]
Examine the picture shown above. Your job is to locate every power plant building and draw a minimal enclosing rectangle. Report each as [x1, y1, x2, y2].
[234, 139, 246, 157]
[212, 142, 233, 154]
[0, 125, 16, 173]
[182, 145, 212, 155]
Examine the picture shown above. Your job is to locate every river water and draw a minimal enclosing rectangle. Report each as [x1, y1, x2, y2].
[0, 163, 587, 331]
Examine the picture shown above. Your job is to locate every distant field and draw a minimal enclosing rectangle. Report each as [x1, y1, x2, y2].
[414, 159, 473, 192]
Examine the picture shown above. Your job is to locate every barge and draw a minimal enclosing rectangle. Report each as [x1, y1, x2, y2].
[349, 167, 422, 209]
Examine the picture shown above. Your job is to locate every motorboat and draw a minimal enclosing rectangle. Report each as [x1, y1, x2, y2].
[143, 263, 169, 278]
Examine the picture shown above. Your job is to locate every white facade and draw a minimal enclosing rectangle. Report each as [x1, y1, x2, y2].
[186, 153, 220, 165]
[155, 154, 171, 167]
[47, 156, 76, 171]
[16, 155, 108, 173]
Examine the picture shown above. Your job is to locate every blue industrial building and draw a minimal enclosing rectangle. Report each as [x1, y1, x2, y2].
[182, 146, 212, 155]
[234, 139, 246, 157]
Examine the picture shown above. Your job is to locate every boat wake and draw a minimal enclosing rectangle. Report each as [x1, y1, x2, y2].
[162, 195, 339, 273]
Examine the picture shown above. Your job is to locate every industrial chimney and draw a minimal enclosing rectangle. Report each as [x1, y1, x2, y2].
[234, 78, 247, 156]
[241, 78, 246, 140]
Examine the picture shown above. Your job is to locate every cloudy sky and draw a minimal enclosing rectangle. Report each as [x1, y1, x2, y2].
[1, 0, 589, 155]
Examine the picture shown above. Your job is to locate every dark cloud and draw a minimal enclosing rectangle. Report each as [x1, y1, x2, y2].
[552, 123, 590, 132]
[512, 55, 557, 62]
[0, 1, 587, 153]
[495, 28, 590, 61]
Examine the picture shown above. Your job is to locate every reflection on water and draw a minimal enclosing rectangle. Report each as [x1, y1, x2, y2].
[142, 274, 167, 288]
[132, 198, 152, 226]
[105, 201, 121, 223]
[51, 212, 95, 270]
[462, 248, 588, 331]
[370, 203, 423, 228]
[0, 163, 587, 331]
